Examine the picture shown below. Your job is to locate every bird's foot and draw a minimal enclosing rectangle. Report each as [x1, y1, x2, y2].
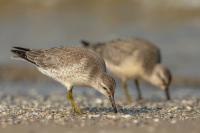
[71, 104, 85, 115]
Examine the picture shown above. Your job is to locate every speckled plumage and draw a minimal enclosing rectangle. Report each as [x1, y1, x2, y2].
[11, 46, 118, 113]
[12, 47, 105, 87]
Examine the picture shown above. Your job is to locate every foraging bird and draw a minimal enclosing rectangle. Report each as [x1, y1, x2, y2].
[11, 46, 117, 114]
[81, 38, 172, 102]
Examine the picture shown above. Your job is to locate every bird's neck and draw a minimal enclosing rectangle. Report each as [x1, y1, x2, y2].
[142, 70, 154, 85]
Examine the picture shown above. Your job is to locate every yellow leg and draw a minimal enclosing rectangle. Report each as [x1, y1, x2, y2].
[120, 80, 132, 103]
[134, 80, 142, 100]
[66, 89, 82, 114]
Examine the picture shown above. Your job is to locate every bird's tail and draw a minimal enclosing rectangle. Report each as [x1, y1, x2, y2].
[11, 47, 35, 64]
[11, 46, 31, 61]
[80, 40, 91, 47]
[11, 46, 40, 66]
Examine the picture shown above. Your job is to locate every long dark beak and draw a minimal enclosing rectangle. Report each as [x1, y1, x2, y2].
[165, 87, 171, 100]
[109, 95, 118, 113]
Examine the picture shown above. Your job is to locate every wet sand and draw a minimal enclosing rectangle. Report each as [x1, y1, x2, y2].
[0, 92, 200, 133]
[1, 120, 200, 133]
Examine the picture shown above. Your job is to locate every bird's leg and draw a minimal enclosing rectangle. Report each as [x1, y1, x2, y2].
[66, 88, 82, 114]
[165, 87, 171, 100]
[134, 80, 143, 100]
[120, 80, 132, 103]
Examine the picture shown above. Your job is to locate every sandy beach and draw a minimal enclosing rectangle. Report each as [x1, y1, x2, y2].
[1, 120, 200, 133]
[0, 92, 200, 133]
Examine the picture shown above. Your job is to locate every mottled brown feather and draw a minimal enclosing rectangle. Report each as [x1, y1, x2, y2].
[25, 47, 106, 72]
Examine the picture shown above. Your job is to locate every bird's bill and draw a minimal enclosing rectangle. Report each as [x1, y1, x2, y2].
[109, 96, 118, 113]
[165, 87, 171, 100]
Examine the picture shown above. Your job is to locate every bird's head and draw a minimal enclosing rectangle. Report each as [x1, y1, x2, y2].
[95, 73, 117, 113]
[149, 64, 172, 100]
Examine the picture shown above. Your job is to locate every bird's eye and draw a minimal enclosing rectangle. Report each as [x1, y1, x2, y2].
[102, 87, 110, 94]
[103, 87, 107, 91]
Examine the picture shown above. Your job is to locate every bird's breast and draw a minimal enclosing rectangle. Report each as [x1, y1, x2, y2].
[105, 59, 143, 79]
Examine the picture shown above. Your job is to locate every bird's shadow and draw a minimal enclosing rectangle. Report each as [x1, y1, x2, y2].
[83, 106, 161, 115]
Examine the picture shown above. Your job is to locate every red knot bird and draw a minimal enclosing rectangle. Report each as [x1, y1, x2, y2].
[11, 46, 117, 114]
[81, 38, 172, 103]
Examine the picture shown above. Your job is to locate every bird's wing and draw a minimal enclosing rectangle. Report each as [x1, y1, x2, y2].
[101, 39, 138, 65]
[25, 48, 65, 68]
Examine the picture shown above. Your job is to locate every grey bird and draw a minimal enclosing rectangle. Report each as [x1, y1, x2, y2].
[11, 46, 117, 114]
[81, 38, 172, 102]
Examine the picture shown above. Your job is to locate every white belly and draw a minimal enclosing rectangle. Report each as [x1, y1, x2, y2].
[105, 59, 143, 80]
[37, 67, 91, 88]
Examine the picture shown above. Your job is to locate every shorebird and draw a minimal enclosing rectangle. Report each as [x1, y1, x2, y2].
[11, 46, 117, 114]
[81, 38, 172, 102]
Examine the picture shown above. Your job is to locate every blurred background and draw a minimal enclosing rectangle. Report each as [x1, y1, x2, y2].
[0, 0, 200, 98]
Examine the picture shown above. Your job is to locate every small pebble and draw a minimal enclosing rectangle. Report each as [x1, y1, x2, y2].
[153, 118, 159, 122]
[171, 119, 177, 124]
[0, 93, 199, 128]
[121, 114, 132, 119]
